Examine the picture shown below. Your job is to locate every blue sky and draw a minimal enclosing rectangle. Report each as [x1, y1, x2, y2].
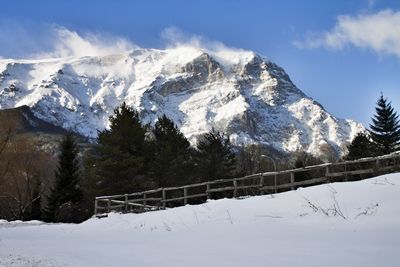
[0, 0, 399, 126]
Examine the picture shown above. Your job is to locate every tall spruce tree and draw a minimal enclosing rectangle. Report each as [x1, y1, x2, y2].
[195, 128, 236, 181]
[46, 132, 82, 222]
[151, 115, 193, 187]
[369, 94, 400, 155]
[94, 102, 151, 195]
[345, 132, 377, 160]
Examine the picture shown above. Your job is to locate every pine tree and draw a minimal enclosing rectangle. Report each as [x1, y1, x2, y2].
[94, 102, 151, 195]
[46, 132, 82, 222]
[345, 132, 377, 160]
[195, 128, 236, 181]
[151, 115, 193, 187]
[369, 94, 400, 155]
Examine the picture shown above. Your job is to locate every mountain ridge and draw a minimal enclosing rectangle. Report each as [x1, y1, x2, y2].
[0, 46, 363, 158]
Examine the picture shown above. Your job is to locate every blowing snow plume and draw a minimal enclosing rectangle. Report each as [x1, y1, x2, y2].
[0, 22, 136, 59]
[161, 26, 256, 66]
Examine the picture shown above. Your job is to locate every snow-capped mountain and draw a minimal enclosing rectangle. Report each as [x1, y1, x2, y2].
[0, 46, 363, 157]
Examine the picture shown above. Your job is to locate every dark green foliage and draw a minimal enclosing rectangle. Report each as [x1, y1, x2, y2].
[195, 128, 236, 181]
[80, 147, 100, 216]
[294, 151, 323, 181]
[344, 93, 399, 160]
[294, 151, 323, 169]
[369, 94, 400, 155]
[46, 132, 82, 222]
[93, 102, 152, 195]
[151, 115, 193, 187]
[345, 132, 377, 160]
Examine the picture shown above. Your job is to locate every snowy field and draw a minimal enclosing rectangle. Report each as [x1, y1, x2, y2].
[1, 173, 399, 267]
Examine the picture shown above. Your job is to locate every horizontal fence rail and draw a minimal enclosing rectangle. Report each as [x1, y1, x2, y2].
[94, 151, 400, 215]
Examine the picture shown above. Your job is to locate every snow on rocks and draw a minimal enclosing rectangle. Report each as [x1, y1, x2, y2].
[0, 45, 363, 157]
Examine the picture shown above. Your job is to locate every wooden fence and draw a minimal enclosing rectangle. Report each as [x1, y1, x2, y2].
[94, 151, 400, 215]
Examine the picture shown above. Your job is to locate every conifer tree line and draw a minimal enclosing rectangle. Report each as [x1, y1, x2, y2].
[346, 93, 400, 160]
[83, 102, 237, 198]
[42, 102, 237, 223]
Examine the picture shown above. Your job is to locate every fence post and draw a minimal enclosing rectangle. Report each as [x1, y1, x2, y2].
[107, 199, 111, 213]
[143, 193, 147, 211]
[375, 159, 380, 174]
[94, 199, 98, 215]
[162, 189, 166, 209]
[183, 187, 188, 205]
[325, 165, 330, 183]
[290, 172, 295, 190]
[206, 183, 211, 199]
[124, 194, 128, 212]
[233, 179, 238, 198]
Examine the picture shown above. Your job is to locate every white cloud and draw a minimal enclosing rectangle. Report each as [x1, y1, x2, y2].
[295, 9, 400, 58]
[0, 22, 136, 59]
[161, 26, 252, 55]
[161, 26, 224, 50]
[0, 23, 251, 62]
[36, 26, 136, 58]
[160, 26, 256, 67]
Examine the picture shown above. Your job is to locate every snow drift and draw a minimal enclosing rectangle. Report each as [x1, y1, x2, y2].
[0, 173, 399, 266]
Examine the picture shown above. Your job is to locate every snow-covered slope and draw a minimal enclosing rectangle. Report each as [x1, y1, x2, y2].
[0, 46, 363, 157]
[1, 173, 399, 267]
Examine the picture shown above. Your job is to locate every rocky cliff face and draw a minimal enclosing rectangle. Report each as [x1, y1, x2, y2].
[0, 46, 363, 158]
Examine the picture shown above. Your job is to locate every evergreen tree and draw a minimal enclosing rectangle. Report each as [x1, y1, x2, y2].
[151, 115, 193, 187]
[195, 128, 236, 181]
[93, 102, 151, 195]
[369, 94, 400, 155]
[46, 132, 82, 222]
[345, 132, 377, 160]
